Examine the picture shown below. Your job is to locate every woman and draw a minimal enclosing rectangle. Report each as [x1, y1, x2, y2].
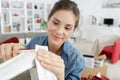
[0, 0, 85, 80]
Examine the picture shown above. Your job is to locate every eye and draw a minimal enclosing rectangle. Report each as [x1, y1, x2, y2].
[53, 20, 59, 25]
[65, 26, 72, 30]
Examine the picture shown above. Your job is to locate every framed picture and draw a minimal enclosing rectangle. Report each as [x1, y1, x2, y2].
[102, 0, 120, 8]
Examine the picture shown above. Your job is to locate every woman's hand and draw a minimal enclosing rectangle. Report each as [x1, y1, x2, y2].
[36, 48, 65, 80]
[0, 43, 25, 61]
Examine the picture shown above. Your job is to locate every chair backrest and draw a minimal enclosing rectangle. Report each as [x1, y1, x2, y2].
[111, 39, 120, 63]
[92, 35, 120, 55]
[0, 37, 19, 45]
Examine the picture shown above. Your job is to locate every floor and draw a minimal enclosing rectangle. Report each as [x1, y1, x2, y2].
[72, 38, 120, 80]
[105, 59, 120, 80]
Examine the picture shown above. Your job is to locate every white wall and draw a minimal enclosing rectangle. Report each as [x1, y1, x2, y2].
[74, 0, 120, 26]
[10, 0, 120, 27]
[73, 0, 120, 40]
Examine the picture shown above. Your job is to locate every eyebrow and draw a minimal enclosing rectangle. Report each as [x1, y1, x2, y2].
[53, 17, 60, 23]
[53, 17, 74, 27]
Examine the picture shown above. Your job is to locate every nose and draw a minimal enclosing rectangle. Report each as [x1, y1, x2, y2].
[56, 26, 64, 35]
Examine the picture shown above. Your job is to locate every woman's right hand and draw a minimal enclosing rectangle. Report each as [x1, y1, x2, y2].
[0, 43, 25, 61]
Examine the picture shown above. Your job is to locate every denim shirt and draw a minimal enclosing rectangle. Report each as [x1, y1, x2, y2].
[26, 36, 85, 80]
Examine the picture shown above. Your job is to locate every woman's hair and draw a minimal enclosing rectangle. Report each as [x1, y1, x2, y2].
[48, 0, 80, 29]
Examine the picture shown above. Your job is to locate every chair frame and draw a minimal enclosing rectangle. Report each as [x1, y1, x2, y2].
[100, 39, 120, 64]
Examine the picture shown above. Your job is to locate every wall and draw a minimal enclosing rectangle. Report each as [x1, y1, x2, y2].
[74, 0, 120, 41]
[75, 0, 120, 27]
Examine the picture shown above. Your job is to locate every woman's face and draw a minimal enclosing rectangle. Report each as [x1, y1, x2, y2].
[47, 10, 76, 46]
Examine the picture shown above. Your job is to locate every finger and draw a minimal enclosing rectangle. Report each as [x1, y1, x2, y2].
[40, 61, 53, 71]
[36, 48, 48, 60]
[52, 57, 64, 67]
[12, 49, 19, 57]
[37, 49, 64, 66]
[37, 48, 56, 60]
[4, 44, 13, 60]
[37, 54, 51, 65]
[12, 46, 19, 57]
[12, 43, 23, 56]
[41, 61, 65, 75]
[38, 53, 64, 68]
[46, 51, 62, 63]
[40, 61, 57, 76]
[47, 51, 64, 65]
[0, 44, 7, 61]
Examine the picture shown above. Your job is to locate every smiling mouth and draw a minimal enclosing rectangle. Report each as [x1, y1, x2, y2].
[53, 35, 61, 41]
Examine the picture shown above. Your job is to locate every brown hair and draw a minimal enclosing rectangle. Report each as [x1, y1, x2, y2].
[48, 0, 80, 29]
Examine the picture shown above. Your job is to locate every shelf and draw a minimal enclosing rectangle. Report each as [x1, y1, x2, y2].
[0, 0, 49, 34]
[2, 8, 9, 10]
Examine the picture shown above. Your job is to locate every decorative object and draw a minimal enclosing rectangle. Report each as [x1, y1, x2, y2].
[102, 0, 120, 8]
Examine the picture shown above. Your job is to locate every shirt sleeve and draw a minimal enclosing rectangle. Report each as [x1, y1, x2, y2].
[25, 36, 40, 49]
[25, 36, 47, 49]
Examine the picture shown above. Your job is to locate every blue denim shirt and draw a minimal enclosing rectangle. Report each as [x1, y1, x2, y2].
[26, 36, 85, 80]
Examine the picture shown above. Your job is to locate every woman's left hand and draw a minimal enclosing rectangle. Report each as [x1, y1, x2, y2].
[36, 48, 65, 80]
